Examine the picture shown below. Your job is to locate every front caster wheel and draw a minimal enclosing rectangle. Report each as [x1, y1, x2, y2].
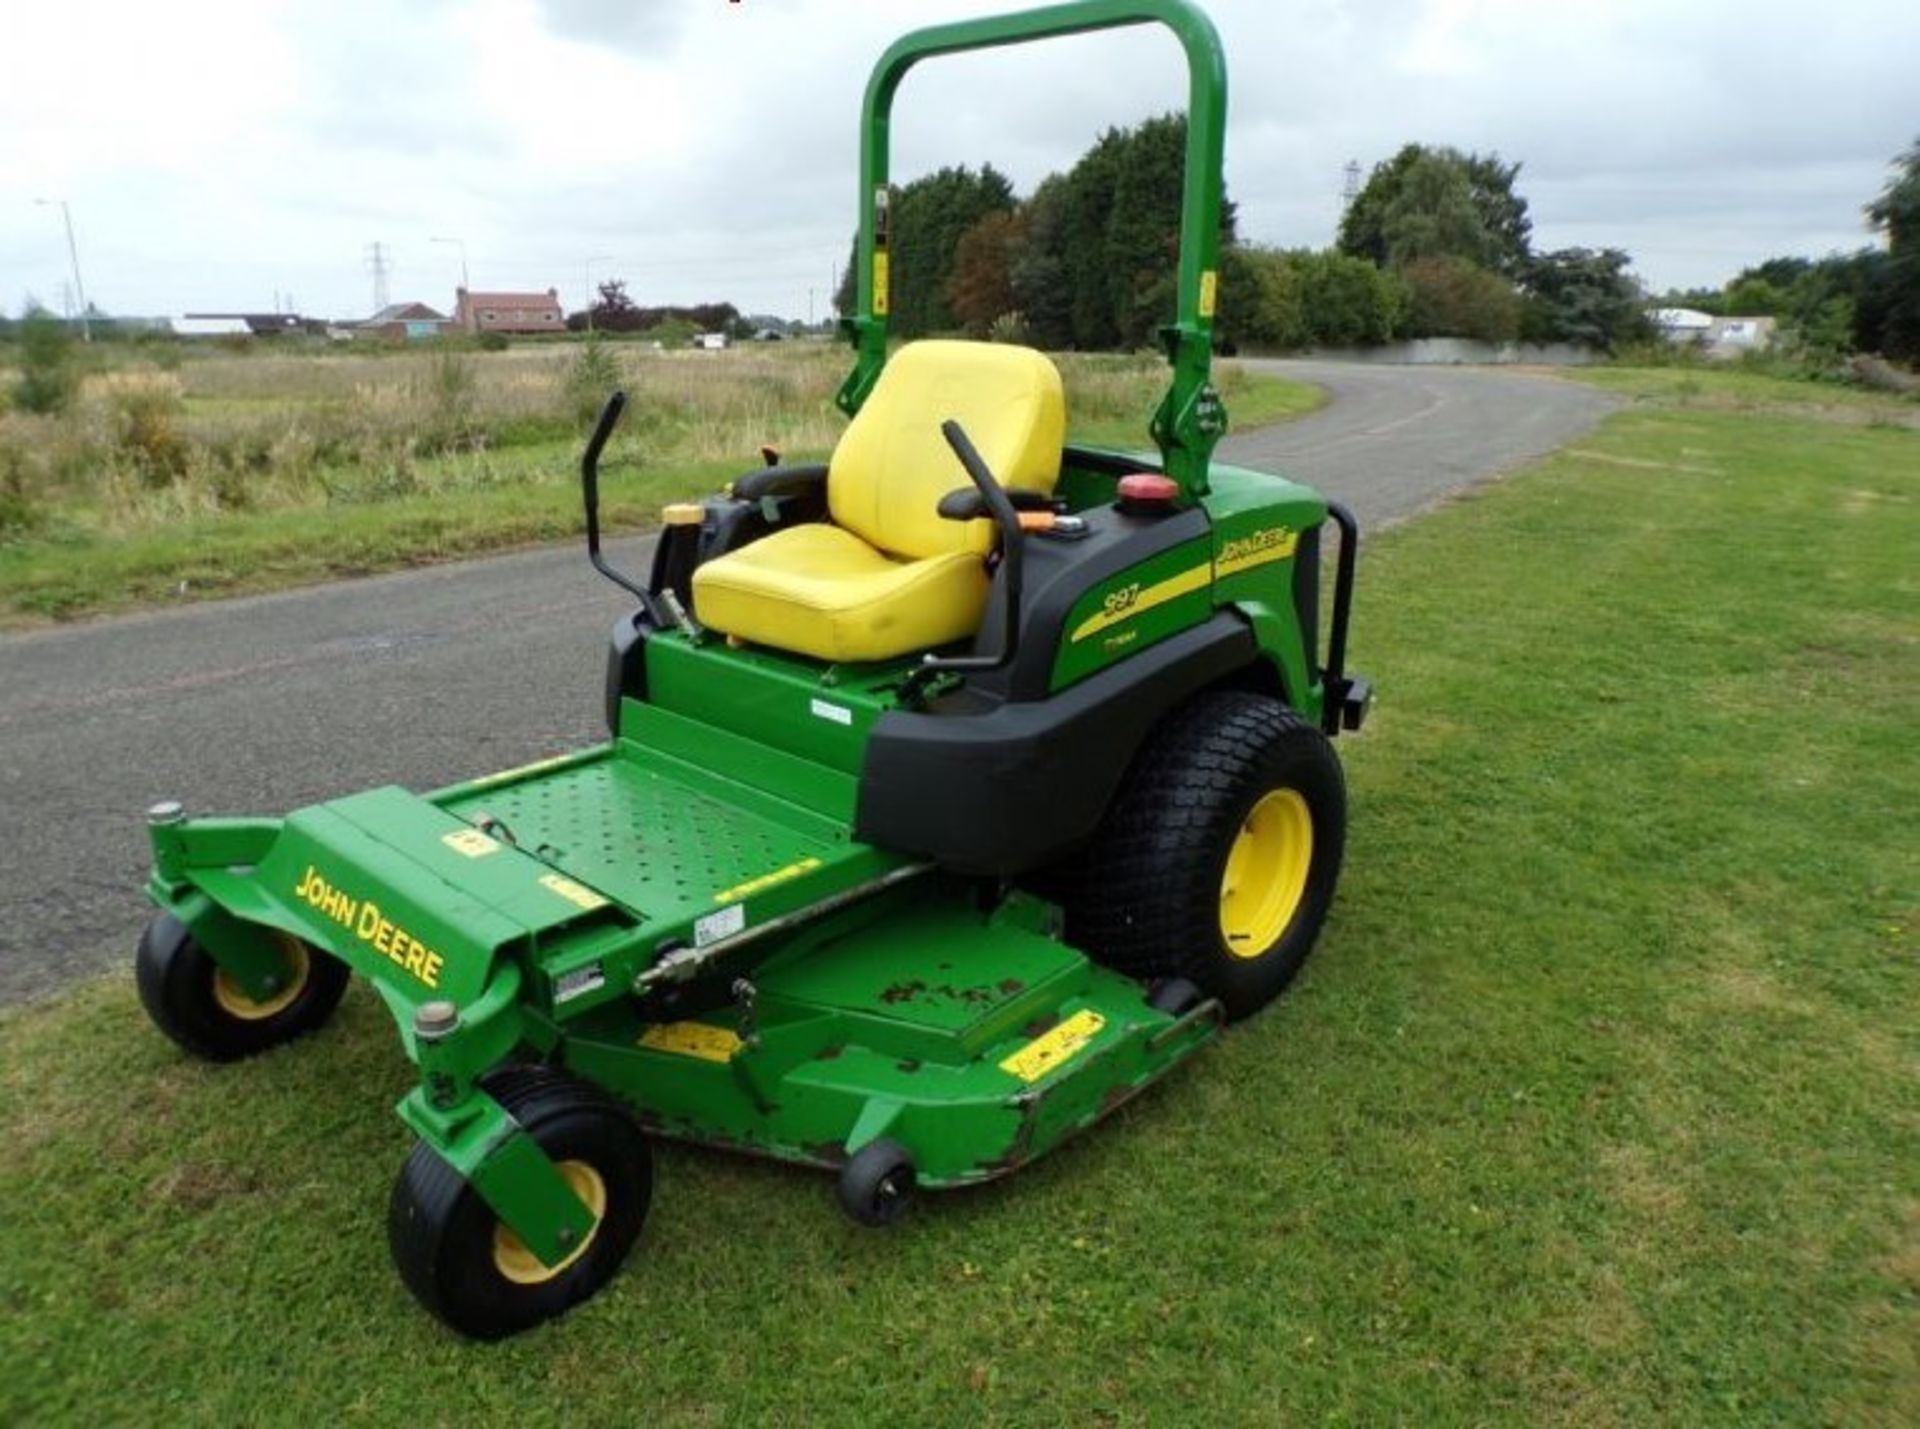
[135, 912, 348, 1062]
[388, 1066, 653, 1340]
[838, 1139, 916, 1228]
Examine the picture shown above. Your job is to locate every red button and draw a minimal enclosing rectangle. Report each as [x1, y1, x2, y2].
[1117, 472, 1179, 503]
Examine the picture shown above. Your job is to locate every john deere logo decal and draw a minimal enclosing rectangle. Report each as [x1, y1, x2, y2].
[293, 865, 445, 989]
[1214, 525, 1298, 577]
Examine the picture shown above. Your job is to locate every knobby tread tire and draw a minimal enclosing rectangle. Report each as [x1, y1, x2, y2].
[1063, 689, 1347, 1021]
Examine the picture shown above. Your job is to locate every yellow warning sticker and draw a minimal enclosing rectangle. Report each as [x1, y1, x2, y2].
[462, 752, 577, 793]
[639, 1021, 743, 1063]
[713, 856, 823, 905]
[999, 1009, 1106, 1084]
[1198, 268, 1219, 318]
[441, 828, 501, 859]
[873, 252, 890, 316]
[538, 872, 608, 912]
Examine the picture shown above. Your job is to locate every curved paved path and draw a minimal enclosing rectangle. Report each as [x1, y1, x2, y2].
[0, 363, 1615, 1004]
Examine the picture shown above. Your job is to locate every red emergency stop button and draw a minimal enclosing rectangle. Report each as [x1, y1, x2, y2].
[1116, 471, 1180, 514]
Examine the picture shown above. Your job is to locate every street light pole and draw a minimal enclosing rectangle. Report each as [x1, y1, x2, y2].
[584, 255, 614, 334]
[35, 198, 90, 342]
[430, 236, 469, 327]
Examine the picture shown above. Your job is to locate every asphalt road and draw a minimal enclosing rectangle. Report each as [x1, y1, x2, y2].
[0, 361, 1615, 1005]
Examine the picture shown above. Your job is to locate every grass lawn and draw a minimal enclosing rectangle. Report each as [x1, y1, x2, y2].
[2, 394, 1914, 1425]
[1568, 362, 1920, 425]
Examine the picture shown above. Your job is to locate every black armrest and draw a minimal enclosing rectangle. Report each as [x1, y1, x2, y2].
[937, 485, 1055, 521]
[731, 463, 828, 503]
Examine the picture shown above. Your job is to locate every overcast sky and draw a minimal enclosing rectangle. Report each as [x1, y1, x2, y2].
[2, 0, 1913, 323]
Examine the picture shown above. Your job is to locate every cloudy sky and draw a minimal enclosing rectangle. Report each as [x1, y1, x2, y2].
[2, 0, 1913, 323]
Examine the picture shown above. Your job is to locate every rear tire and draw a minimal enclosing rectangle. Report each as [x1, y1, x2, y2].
[388, 1066, 653, 1340]
[135, 912, 348, 1062]
[1064, 689, 1346, 1022]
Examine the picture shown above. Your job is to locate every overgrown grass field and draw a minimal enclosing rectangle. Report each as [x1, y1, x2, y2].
[2, 389, 1915, 1425]
[0, 341, 1319, 623]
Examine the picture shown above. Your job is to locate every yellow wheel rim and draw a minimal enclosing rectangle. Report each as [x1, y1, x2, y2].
[1219, 788, 1314, 959]
[212, 935, 310, 1021]
[491, 1161, 606, 1286]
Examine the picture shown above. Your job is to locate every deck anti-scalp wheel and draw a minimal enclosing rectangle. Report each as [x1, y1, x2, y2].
[135, 912, 349, 1062]
[387, 1065, 653, 1340]
[837, 1139, 917, 1227]
[1066, 689, 1347, 1021]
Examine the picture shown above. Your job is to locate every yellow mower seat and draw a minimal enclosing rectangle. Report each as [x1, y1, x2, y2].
[692, 340, 1065, 663]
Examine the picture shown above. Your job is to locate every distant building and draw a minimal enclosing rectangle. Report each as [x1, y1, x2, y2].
[694, 331, 732, 350]
[454, 287, 565, 335]
[359, 302, 452, 340]
[181, 312, 313, 337]
[1651, 307, 1776, 359]
[1704, 315, 1776, 354]
[173, 316, 256, 338]
[1651, 307, 1714, 341]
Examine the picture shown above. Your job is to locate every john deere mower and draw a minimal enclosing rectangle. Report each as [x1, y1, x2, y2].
[134, 0, 1370, 1339]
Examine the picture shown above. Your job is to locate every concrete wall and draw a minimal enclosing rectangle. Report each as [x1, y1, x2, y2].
[1290, 338, 1600, 366]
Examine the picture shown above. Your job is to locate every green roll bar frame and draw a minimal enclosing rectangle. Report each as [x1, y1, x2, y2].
[834, 0, 1230, 498]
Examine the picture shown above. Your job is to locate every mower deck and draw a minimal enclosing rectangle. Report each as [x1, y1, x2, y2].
[564, 889, 1221, 1187]
[151, 701, 1221, 1191]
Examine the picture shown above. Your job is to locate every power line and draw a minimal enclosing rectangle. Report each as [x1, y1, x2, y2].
[365, 241, 391, 313]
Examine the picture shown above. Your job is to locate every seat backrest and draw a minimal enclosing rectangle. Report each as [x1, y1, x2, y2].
[829, 340, 1065, 561]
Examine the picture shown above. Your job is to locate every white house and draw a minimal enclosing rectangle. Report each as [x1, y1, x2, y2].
[1650, 307, 1776, 358]
[1651, 307, 1714, 342]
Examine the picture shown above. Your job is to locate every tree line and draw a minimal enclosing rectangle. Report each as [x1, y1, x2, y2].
[832, 122, 1920, 369]
[833, 123, 1651, 354]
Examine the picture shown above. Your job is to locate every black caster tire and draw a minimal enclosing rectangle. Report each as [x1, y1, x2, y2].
[838, 1139, 916, 1228]
[388, 1066, 652, 1340]
[1147, 977, 1206, 1017]
[1065, 690, 1348, 1022]
[135, 912, 348, 1062]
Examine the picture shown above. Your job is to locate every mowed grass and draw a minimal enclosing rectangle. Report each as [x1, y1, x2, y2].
[1570, 361, 1920, 425]
[0, 348, 1318, 625]
[2, 397, 1915, 1425]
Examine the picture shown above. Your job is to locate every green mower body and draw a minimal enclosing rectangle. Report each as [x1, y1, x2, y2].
[137, 0, 1371, 1340]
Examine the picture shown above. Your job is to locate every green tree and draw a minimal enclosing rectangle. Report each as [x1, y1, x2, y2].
[1522, 247, 1650, 350]
[1049, 113, 1235, 349]
[13, 312, 78, 415]
[1295, 251, 1406, 346]
[893, 164, 1017, 336]
[1865, 136, 1920, 361]
[1062, 129, 1126, 349]
[1722, 275, 1789, 316]
[1339, 144, 1532, 277]
[833, 165, 1015, 337]
[1215, 245, 1307, 351]
[1402, 256, 1521, 341]
[947, 210, 1023, 336]
[1008, 175, 1075, 349]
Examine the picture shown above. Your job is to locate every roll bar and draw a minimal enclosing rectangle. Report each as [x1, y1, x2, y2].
[835, 0, 1231, 498]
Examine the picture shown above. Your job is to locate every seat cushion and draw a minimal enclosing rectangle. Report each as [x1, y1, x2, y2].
[692, 523, 989, 664]
[829, 340, 1065, 561]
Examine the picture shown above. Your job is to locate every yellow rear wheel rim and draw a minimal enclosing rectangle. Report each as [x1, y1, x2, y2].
[211, 936, 310, 1021]
[491, 1161, 607, 1286]
[1219, 788, 1314, 959]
